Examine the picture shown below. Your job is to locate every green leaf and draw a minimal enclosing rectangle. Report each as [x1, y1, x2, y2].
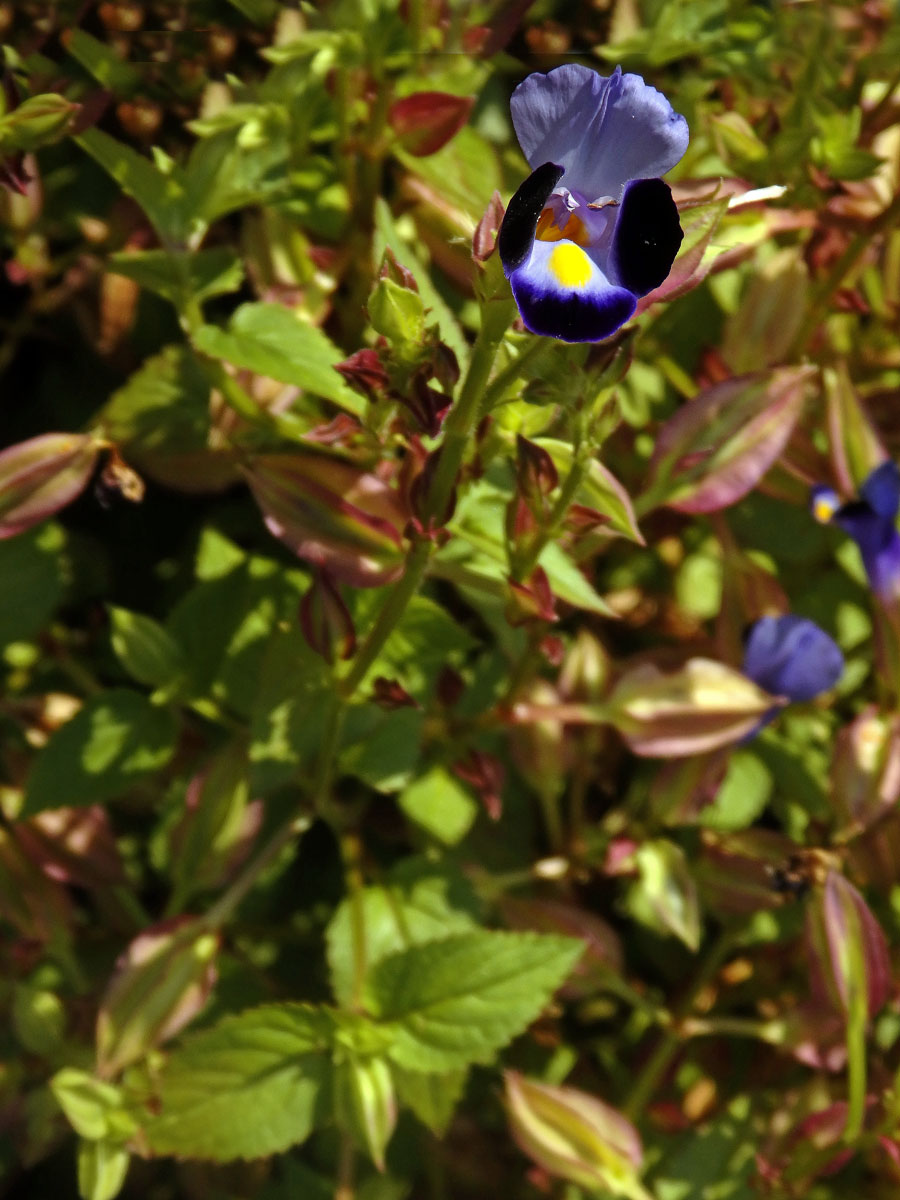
[398, 766, 478, 845]
[142, 1004, 333, 1160]
[392, 1064, 468, 1135]
[77, 1139, 131, 1200]
[64, 28, 141, 92]
[248, 620, 332, 792]
[350, 592, 476, 700]
[50, 1070, 134, 1142]
[108, 606, 185, 692]
[538, 542, 617, 617]
[374, 198, 469, 369]
[326, 861, 480, 1009]
[23, 689, 178, 816]
[534, 438, 644, 544]
[341, 706, 424, 794]
[193, 302, 364, 414]
[99, 345, 231, 492]
[76, 128, 189, 245]
[0, 521, 68, 648]
[366, 931, 583, 1071]
[107, 248, 244, 307]
[167, 536, 304, 718]
[700, 751, 772, 832]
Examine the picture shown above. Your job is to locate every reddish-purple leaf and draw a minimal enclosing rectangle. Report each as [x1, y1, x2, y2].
[243, 452, 407, 587]
[389, 92, 474, 157]
[644, 367, 814, 514]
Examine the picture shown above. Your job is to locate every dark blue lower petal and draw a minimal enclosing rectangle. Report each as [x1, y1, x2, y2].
[610, 178, 683, 297]
[509, 239, 636, 342]
[742, 615, 843, 703]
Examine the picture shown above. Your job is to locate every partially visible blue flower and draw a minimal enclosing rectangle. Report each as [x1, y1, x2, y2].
[741, 614, 844, 736]
[498, 64, 688, 343]
[811, 460, 900, 600]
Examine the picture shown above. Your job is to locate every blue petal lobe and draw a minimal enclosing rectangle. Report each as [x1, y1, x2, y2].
[508, 239, 636, 342]
[834, 502, 900, 597]
[610, 178, 684, 296]
[742, 615, 843, 703]
[498, 162, 565, 274]
[510, 64, 688, 201]
[860, 459, 900, 522]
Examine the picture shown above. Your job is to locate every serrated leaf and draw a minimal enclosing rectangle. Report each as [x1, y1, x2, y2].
[23, 689, 178, 816]
[143, 1004, 333, 1160]
[193, 303, 364, 414]
[366, 931, 582, 1071]
[326, 861, 480, 1008]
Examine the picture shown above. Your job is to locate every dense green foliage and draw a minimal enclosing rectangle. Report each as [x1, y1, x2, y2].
[3, 1, 900, 1197]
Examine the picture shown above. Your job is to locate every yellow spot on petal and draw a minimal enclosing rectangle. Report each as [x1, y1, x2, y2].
[549, 242, 592, 288]
[813, 495, 839, 524]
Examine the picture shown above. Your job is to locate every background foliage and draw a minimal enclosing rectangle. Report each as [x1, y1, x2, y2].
[3, 1, 900, 1197]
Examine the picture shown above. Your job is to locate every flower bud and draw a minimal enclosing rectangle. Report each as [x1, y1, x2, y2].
[608, 657, 776, 757]
[96, 917, 219, 1077]
[806, 870, 890, 1021]
[504, 1072, 649, 1199]
[333, 1054, 397, 1170]
[0, 93, 79, 154]
[0, 433, 101, 538]
[831, 707, 900, 837]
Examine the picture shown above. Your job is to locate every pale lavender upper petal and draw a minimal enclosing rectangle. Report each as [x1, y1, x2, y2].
[510, 64, 689, 201]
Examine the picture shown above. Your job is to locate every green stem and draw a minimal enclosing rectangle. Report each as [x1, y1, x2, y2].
[512, 449, 589, 582]
[480, 335, 547, 414]
[205, 812, 313, 928]
[622, 928, 738, 1121]
[426, 310, 514, 525]
[341, 831, 368, 1013]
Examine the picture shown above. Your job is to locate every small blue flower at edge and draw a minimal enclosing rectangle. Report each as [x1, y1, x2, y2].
[811, 460, 900, 600]
[498, 64, 689, 343]
[741, 614, 844, 738]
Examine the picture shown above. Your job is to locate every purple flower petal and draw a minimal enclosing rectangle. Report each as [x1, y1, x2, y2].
[742, 615, 844, 703]
[859, 459, 900, 522]
[833, 501, 900, 597]
[510, 64, 688, 202]
[507, 238, 636, 342]
[610, 178, 684, 296]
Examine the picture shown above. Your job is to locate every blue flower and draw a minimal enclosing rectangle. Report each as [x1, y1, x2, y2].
[498, 64, 688, 343]
[741, 615, 844, 736]
[811, 460, 900, 599]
